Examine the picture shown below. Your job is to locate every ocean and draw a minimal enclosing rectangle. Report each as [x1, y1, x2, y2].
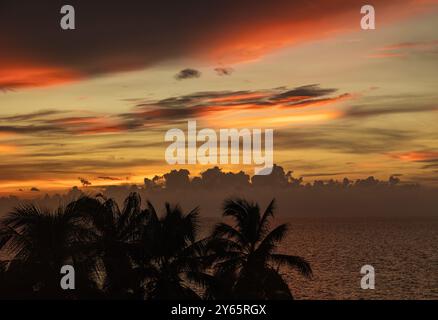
[1, 216, 436, 299]
[271, 217, 437, 299]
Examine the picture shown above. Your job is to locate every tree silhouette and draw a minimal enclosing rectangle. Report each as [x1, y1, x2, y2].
[137, 201, 210, 300]
[0, 194, 313, 300]
[0, 204, 98, 299]
[69, 192, 146, 298]
[206, 198, 312, 300]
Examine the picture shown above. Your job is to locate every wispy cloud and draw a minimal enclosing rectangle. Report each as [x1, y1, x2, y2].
[368, 40, 438, 58]
[214, 67, 234, 76]
[343, 104, 438, 118]
[0, 110, 67, 122]
[120, 84, 350, 128]
[275, 126, 416, 154]
[367, 53, 406, 59]
[379, 40, 438, 51]
[388, 151, 438, 162]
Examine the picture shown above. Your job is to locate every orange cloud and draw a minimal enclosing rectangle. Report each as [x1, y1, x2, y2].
[50, 116, 107, 126]
[0, 144, 18, 153]
[215, 110, 342, 128]
[207, 92, 270, 103]
[47, 116, 125, 135]
[76, 125, 126, 135]
[0, 66, 82, 90]
[368, 40, 438, 58]
[123, 85, 352, 130]
[379, 40, 438, 51]
[281, 93, 353, 109]
[367, 53, 406, 59]
[389, 151, 438, 161]
[201, 0, 436, 64]
[1, 0, 436, 89]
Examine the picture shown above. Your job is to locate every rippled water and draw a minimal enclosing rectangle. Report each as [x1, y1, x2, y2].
[203, 217, 438, 300]
[2, 216, 436, 299]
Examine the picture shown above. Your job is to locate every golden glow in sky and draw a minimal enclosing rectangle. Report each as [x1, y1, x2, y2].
[1, 1, 438, 195]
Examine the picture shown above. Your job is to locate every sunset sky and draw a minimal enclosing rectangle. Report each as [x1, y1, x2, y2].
[1, 0, 438, 195]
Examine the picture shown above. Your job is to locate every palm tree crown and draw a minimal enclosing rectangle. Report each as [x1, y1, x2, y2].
[207, 198, 312, 299]
[139, 201, 209, 299]
[69, 192, 146, 298]
[0, 203, 96, 298]
[0, 195, 312, 300]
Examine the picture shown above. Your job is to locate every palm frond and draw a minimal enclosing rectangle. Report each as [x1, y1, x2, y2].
[211, 223, 247, 247]
[255, 223, 288, 257]
[257, 199, 275, 240]
[269, 254, 312, 278]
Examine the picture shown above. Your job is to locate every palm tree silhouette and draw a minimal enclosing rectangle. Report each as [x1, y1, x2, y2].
[0, 194, 313, 300]
[0, 204, 98, 299]
[206, 198, 312, 300]
[69, 192, 146, 298]
[138, 201, 210, 300]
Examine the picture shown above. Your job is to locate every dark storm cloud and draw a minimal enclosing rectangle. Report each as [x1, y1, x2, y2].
[0, 0, 420, 88]
[175, 69, 201, 80]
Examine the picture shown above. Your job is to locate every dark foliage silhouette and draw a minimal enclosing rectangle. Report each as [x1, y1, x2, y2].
[137, 202, 209, 299]
[206, 199, 312, 299]
[68, 193, 146, 298]
[0, 193, 311, 300]
[0, 204, 99, 299]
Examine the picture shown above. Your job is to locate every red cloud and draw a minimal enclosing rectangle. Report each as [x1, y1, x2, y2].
[0, 0, 436, 89]
[379, 40, 438, 51]
[389, 151, 438, 161]
[0, 66, 82, 91]
[48, 116, 126, 135]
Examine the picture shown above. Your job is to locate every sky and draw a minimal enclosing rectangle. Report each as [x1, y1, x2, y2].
[0, 0, 438, 196]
